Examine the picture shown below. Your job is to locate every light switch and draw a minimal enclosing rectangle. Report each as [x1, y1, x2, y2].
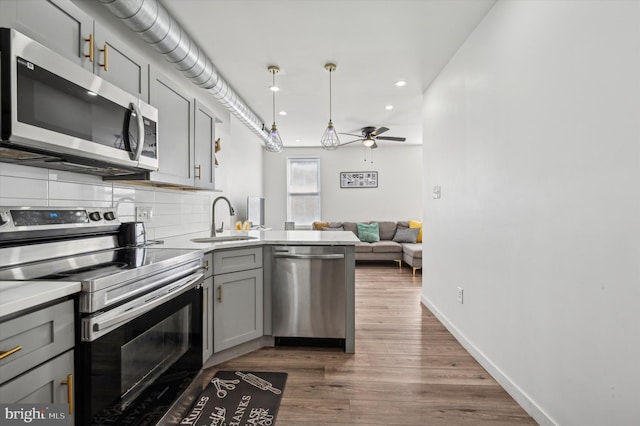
[432, 185, 441, 199]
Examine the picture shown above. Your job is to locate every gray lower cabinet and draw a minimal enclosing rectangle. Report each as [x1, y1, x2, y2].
[0, 350, 74, 413]
[212, 248, 264, 353]
[0, 299, 75, 420]
[0, 0, 149, 99]
[202, 253, 214, 362]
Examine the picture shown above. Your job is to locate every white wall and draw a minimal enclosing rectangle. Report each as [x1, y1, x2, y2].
[263, 145, 422, 229]
[422, 1, 640, 425]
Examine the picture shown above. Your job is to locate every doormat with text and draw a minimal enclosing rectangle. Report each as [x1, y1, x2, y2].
[180, 371, 287, 426]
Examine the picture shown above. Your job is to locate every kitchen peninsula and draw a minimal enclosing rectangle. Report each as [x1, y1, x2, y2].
[161, 229, 359, 359]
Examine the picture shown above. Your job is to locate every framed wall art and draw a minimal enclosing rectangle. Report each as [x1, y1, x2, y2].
[340, 171, 378, 188]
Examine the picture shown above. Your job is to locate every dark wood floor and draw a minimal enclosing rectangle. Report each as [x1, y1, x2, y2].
[212, 263, 537, 425]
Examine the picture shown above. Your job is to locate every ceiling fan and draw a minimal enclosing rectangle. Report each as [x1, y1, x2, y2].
[340, 126, 406, 149]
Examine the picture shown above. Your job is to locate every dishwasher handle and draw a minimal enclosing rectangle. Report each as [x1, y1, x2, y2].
[273, 253, 344, 260]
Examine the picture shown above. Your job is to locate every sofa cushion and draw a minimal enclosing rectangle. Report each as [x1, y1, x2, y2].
[357, 223, 380, 242]
[409, 220, 423, 242]
[313, 221, 329, 230]
[397, 221, 409, 229]
[322, 226, 344, 231]
[355, 242, 373, 253]
[393, 227, 419, 243]
[371, 241, 402, 253]
[342, 222, 359, 237]
[402, 243, 422, 258]
[377, 221, 397, 240]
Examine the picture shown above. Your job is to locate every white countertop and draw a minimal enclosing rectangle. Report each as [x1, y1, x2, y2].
[160, 229, 360, 251]
[0, 230, 358, 318]
[0, 280, 81, 319]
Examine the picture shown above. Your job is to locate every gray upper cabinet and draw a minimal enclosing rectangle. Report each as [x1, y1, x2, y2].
[148, 69, 218, 188]
[93, 22, 149, 100]
[1, 0, 93, 70]
[0, 0, 149, 99]
[149, 68, 196, 187]
[194, 102, 217, 190]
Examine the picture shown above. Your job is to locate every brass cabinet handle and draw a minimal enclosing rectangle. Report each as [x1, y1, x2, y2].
[61, 374, 74, 414]
[195, 164, 202, 180]
[203, 260, 209, 271]
[84, 34, 94, 62]
[0, 345, 22, 360]
[99, 44, 108, 71]
[217, 285, 222, 303]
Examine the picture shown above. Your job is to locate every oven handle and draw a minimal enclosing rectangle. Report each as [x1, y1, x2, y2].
[87, 272, 204, 339]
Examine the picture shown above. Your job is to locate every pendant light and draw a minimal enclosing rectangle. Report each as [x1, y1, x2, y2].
[320, 63, 340, 150]
[266, 65, 283, 152]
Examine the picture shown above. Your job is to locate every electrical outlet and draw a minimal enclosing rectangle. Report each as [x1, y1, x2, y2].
[457, 286, 464, 304]
[135, 206, 153, 223]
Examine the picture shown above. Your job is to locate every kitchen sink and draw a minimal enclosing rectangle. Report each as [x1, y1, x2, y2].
[190, 235, 258, 243]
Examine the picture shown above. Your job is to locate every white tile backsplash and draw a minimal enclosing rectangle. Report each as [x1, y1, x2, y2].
[0, 176, 48, 200]
[0, 163, 49, 179]
[1, 164, 214, 237]
[49, 180, 112, 202]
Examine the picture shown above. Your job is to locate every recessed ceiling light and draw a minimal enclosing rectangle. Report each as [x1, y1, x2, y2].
[279, 111, 287, 116]
[270, 85, 280, 92]
[395, 80, 406, 87]
[295, 139, 301, 142]
[385, 105, 393, 110]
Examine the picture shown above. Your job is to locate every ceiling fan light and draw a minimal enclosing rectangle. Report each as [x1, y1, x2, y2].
[321, 120, 340, 150]
[362, 135, 375, 147]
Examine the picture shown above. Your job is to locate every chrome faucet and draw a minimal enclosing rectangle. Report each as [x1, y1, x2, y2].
[211, 196, 236, 237]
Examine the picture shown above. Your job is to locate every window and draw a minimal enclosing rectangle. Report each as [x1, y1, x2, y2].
[287, 157, 320, 228]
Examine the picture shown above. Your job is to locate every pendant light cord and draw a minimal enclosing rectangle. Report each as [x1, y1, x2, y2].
[272, 71, 276, 124]
[329, 68, 332, 121]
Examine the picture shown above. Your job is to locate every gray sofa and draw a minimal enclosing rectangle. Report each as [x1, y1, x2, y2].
[313, 221, 422, 275]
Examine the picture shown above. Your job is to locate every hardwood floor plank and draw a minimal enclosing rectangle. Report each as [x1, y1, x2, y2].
[209, 264, 536, 425]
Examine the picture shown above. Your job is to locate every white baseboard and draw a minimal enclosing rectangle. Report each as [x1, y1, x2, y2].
[420, 294, 556, 426]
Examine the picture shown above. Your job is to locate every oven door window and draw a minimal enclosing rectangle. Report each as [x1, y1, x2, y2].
[80, 287, 202, 425]
[120, 305, 190, 407]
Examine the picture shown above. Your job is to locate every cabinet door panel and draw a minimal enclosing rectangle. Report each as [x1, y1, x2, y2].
[213, 269, 263, 352]
[10, 0, 93, 71]
[0, 349, 74, 423]
[94, 22, 149, 100]
[194, 102, 216, 190]
[0, 299, 74, 383]
[202, 276, 214, 363]
[149, 69, 195, 187]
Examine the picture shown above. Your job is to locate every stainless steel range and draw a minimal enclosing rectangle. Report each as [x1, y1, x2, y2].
[0, 206, 205, 425]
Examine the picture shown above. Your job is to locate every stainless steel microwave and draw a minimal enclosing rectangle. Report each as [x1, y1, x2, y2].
[0, 28, 158, 176]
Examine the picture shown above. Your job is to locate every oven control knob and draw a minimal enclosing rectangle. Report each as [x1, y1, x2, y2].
[89, 211, 102, 221]
[104, 211, 116, 221]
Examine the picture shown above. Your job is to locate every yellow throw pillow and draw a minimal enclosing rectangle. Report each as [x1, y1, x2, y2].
[409, 220, 423, 243]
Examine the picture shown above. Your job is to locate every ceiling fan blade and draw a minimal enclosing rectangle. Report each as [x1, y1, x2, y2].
[376, 136, 406, 142]
[339, 132, 364, 138]
[371, 141, 378, 149]
[372, 126, 389, 136]
[341, 139, 362, 146]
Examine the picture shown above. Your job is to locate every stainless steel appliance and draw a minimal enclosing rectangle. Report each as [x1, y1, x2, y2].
[272, 245, 346, 343]
[0, 206, 204, 426]
[0, 28, 159, 176]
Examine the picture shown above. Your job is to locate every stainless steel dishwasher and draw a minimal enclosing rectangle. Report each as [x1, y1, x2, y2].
[272, 245, 346, 341]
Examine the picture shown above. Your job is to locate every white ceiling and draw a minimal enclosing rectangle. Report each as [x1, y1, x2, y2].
[160, 0, 495, 148]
